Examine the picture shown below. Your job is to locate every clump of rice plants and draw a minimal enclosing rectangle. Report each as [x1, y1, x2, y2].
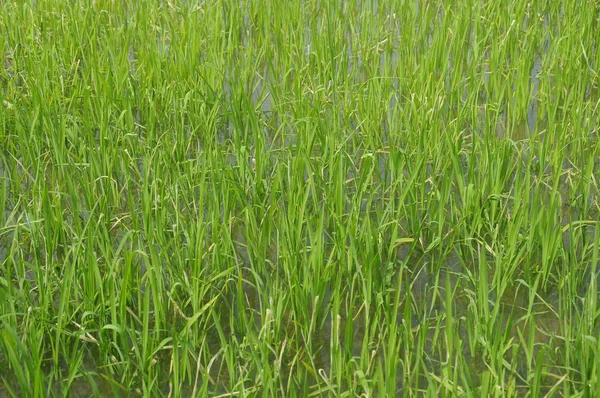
[1, 0, 599, 396]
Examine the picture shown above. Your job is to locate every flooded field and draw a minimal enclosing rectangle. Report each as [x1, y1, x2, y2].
[1, 0, 599, 396]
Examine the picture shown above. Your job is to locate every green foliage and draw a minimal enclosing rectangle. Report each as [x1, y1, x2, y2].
[0, 0, 599, 396]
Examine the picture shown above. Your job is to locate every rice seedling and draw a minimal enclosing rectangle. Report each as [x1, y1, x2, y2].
[1, 0, 599, 396]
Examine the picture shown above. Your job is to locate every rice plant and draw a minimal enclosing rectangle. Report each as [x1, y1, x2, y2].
[0, 0, 599, 396]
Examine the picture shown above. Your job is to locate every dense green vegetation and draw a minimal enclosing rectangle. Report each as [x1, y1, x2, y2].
[1, 0, 599, 396]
